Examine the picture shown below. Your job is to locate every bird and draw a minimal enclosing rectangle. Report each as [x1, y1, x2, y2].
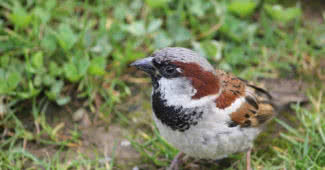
[130, 47, 275, 170]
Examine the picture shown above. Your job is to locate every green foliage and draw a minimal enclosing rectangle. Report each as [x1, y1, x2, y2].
[275, 104, 325, 169]
[129, 128, 178, 167]
[219, 15, 258, 43]
[7, 2, 32, 30]
[145, 0, 170, 8]
[0, 69, 22, 94]
[264, 4, 302, 23]
[55, 24, 78, 52]
[228, 0, 257, 18]
[89, 57, 107, 76]
[63, 56, 90, 82]
[0, 0, 312, 105]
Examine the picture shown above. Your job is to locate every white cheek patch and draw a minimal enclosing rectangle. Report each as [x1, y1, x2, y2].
[157, 78, 218, 108]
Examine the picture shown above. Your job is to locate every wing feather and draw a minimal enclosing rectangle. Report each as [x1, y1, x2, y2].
[215, 70, 275, 127]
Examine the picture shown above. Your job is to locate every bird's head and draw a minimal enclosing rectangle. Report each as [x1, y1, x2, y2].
[131, 47, 221, 108]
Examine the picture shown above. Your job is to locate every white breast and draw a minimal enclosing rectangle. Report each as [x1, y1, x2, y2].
[153, 98, 262, 160]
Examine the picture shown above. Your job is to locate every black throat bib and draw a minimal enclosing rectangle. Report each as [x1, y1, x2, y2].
[151, 90, 203, 132]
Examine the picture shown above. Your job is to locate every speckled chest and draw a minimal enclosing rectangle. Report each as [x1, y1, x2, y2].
[151, 91, 204, 132]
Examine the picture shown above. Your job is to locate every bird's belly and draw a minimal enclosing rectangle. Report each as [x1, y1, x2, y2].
[153, 115, 261, 159]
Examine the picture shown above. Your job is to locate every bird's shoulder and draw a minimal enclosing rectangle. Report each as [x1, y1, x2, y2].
[215, 69, 275, 127]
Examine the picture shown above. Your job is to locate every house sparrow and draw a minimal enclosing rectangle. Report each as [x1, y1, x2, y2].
[131, 47, 275, 170]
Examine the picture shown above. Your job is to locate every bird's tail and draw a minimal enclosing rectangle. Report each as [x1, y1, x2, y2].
[250, 78, 309, 113]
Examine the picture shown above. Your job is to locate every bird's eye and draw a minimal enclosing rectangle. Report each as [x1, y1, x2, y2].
[164, 66, 176, 74]
[158, 63, 180, 78]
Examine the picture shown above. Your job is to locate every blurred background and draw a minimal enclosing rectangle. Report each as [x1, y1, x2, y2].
[0, 0, 324, 169]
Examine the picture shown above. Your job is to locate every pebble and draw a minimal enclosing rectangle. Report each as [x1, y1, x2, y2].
[72, 108, 87, 122]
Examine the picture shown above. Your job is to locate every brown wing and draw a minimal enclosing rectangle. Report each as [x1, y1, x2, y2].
[215, 70, 275, 127]
[215, 70, 246, 109]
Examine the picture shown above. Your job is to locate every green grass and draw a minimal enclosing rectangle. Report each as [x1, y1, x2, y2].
[0, 0, 325, 169]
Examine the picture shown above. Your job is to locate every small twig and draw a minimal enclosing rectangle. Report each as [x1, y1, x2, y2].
[197, 22, 223, 40]
[317, 69, 325, 80]
[1, 128, 8, 139]
[23, 138, 27, 150]
[34, 120, 40, 135]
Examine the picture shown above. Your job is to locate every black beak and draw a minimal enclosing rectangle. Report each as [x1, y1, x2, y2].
[130, 57, 155, 75]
